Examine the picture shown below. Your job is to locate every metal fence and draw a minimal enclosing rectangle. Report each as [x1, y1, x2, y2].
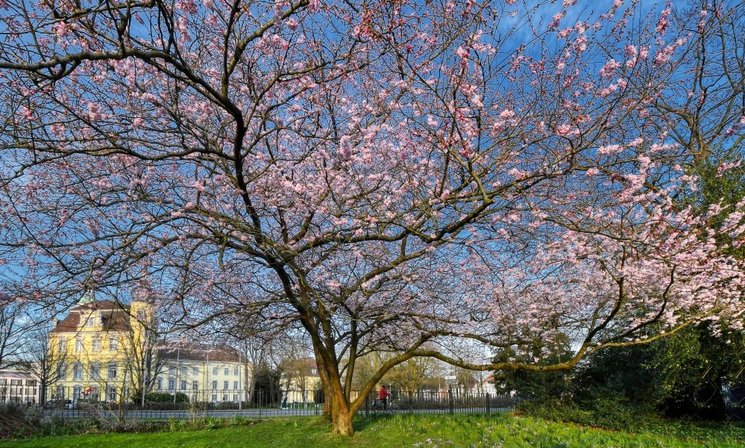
[361, 388, 516, 416]
[29, 386, 515, 421]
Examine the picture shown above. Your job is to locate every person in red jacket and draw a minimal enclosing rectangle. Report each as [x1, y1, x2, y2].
[378, 385, 390, 410]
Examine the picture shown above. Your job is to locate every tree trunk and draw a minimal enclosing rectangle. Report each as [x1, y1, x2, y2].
[323, 373, 354, 435]
[331, 403, 354, 435]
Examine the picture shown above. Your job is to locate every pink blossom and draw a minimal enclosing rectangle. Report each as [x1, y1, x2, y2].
[176, 0, 198, 15]
[624, 45, 638, 68]
[599, 59, 621, 78]
[653, 45, 675, 66]
[716, 160, 742, 177]
[627, 137, 644, 147]
[598, 144, 623, 155]
[339, 135, 353, 160]
[18, 106, 33, 121]
[656, 4, 672, 34]
[549, 11, 566, 31]
[555, 123, 575, 137]
[698, 9, 708, 33]
[53, 22, 73, 39]
[499, 109, 516, 120]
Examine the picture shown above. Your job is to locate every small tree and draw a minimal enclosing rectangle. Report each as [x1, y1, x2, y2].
[19, 325, 69, 406]
[385, 358, 440, 396]
[0, 296, 36, 369]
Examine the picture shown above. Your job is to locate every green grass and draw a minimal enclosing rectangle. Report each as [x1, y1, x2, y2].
[1, 414, 744, 448]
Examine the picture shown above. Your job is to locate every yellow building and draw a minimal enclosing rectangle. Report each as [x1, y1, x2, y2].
[280, 357, 322, 406]
[49, 296, 243, 405]
[49, 295, 151, 403]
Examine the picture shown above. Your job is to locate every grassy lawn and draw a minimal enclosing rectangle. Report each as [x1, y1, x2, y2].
[1, 414, 744, 448]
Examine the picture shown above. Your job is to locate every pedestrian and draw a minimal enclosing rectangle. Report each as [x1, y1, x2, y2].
[379, 385, 390, 410]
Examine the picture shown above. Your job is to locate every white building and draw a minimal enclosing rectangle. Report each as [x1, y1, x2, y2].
[0, 369, 40, 404]
[154, 342, 243, 403]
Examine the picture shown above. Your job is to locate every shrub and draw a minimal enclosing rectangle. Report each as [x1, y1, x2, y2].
[0, 403, 39, 439]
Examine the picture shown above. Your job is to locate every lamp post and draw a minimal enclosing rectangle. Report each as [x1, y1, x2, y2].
[238, 350, 242, 410]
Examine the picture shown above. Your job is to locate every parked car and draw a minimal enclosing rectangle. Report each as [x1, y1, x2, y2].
[43, 399, 73, 409]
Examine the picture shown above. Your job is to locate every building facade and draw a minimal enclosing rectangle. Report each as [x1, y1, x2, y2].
[280, 357, 322, 406]
[154, 342, 242, 403]
[0, 369, 39, 404]
[48, 296, 244, 405]
[48, 296, 150, 403]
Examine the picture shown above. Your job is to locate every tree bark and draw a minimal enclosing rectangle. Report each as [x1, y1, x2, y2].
[330, 398, 354, 436]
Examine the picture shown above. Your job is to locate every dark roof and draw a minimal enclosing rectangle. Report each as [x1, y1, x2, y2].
[72, 300, 124, 311]
[156, 342, 240, 363]
[51, 301, 132, 333]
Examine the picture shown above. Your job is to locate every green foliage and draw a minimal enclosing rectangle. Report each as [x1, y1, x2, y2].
[252, 365, 282, 406]
[572, 325, 745, 420]
[492, 335, 574, 401]
[501, 322, 745, 427]
[690, 158, 745, 259]
[517, 398, 661, 432]
[572, 348, 658, 410]
[0, 403, 39, 439]
[1, 415, 744, 448]
[1, 414, 262, 440]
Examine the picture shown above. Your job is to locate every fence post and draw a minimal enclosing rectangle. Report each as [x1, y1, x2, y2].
[485, 393, 491, 415]
[448, 385, 454, 415]
[365, 391, 369, 417]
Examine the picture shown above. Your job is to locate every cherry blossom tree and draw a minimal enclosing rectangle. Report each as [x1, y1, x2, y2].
[0, 0, 743, 434]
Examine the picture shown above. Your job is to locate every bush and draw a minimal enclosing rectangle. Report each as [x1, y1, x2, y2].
[0, 403, 40, 439]
[3, 411, 260, 440]
[516, 398, 662, 432]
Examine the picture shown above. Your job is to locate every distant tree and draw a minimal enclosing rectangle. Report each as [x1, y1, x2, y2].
[252, 363, 282, 407]
[385, 358, 440, 396]
[573, 323, 745, 419]
[493, 333, 573, 402]
[19, 325, 69, 406]
[0, 296, 35, 369]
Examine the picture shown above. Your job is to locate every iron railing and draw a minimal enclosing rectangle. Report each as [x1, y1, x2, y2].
[23, 386, 515, 421]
